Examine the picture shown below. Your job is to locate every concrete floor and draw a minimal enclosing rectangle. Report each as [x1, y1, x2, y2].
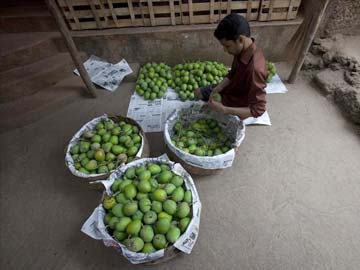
[1, 73, 360, 270]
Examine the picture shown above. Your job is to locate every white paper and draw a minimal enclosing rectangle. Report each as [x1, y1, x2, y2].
[265, 74, 288, 94]
[126, 94, 164, 132]
[243, 111, 271, 126]
[127, 89, 201, 133]
[74, 55, 132, 92]
[82, 155, 202, 264]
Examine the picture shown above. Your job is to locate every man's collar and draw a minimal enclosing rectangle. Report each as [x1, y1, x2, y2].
[239, 39, 256, 65]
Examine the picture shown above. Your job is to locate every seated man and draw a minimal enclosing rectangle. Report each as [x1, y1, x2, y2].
[195, 13, 267, 120]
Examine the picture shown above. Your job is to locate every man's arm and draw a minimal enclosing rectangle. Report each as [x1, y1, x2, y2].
[212, 77, 230, 93]
[208, 100, 252, 120]
[195, 77, 230, 100]
[208, 69, 267, 119]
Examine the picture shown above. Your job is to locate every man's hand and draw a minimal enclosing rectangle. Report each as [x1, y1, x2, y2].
[208, 99, 226, 114]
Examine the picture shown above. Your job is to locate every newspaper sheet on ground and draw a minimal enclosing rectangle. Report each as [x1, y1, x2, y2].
[265, 74, 288, 94]
[74, 55, 132, 92]
[127, 89, 201, 132]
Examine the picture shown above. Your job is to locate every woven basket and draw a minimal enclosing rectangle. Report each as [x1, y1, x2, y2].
[66, 115, 150, 188]
[165, 144, 242, 175]
[94, 157, 200, 264]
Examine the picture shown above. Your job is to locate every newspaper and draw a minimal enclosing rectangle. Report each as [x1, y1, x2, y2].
[65, 114, 145, 179]
[127, 88, 200, 133]
[265, 73, 288, 94]
[164, 103, 246, 170]
[81, 155, 202, 264]
[74, 55, 132, 92]
[243, 111, 271, 126]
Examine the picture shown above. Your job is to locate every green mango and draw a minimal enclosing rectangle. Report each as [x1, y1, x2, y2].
[115, 217, 132, 231]
[125, 167, 136, 179]
[138, 170, 151, 182]
[184, 190, 192, 204]
[135, 165, 146, 176]
[163, 200, 177, 215]
[104, 213, 113, 225]
[139, 198, 152, 213]
[136, 192, 148, 200]
[124, 184, 137, 199]
[143, 210, 157, 225]
[171, 187, 184, 202]
[142, 243, 156, 253]
[126, 220, 142, 236]
[85, 160, 98, 171]
[166, 227, 181, 243]
[176, 202, 190, 218]
[111, 203, 124, 218]
[140, 225, 154, 243]
[103, 142, 113, 153]
[70, 145, 79, 155]
[152, 189, 167, 202]
[148, 164, 161, 175]
[155, 218, 171, 234]
[125, 236, 144, 252]
[115, 193, 128, 204]
[132, 210, 144, 221]
[152, 234, 167, 250]
[157, 171, 173, 184]
[164, 183, 176, 195]
[170, 175, 184, 187]
[123, 201, 138, 216]
[108, 216, 120, 230]
[119, 179, 132, 192]
[111, 179, 122, 192]
[114, 231, 127, 242]
[138, 180, 151, 193]
[80, 141, 90, 153]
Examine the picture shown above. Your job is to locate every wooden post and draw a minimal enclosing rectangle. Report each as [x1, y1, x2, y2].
[45, 0, 97, 97]
[287, 0, 330, 83]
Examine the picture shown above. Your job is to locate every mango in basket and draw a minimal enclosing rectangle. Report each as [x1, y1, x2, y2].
[102, 162, 193, 254]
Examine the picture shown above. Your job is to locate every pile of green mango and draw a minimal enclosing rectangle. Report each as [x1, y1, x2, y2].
[266, 61, 276, 83]
[171, 117, 232, 156]
[171, 61, 228, 101]
[69, 119, 142, 175]
[103, 162, 192, 253]
[135, 63, 173, 100]
[135, 61, 229, 101]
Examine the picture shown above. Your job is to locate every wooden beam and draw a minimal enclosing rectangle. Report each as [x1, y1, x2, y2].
[288, 0, 330, 83]
[45, 0, 97, 98]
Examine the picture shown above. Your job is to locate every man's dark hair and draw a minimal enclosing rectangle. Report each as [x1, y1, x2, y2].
[214, 13, 251, 40]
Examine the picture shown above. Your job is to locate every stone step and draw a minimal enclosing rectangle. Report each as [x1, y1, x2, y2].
[0, 76, 85, 133]
[0, 5, 57, 33]
[0, 52, 83, 103]
[0, 33, 60, 72]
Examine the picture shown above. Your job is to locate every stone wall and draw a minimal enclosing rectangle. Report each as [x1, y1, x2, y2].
[303, 35, 360, 128]
[317, 0, 360, 36]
